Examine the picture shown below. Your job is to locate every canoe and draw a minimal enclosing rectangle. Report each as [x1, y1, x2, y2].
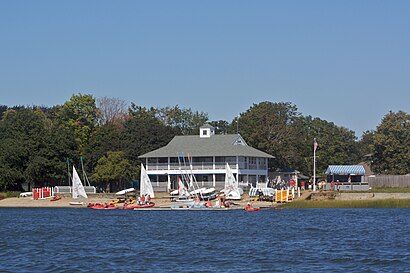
[50, 196, 62, 202]
[69, 201, 84, 206]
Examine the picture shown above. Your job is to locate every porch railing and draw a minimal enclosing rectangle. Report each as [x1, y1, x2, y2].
[146, 162, 240, 171]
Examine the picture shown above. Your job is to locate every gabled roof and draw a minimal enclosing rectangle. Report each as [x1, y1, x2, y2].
[139, 134, 274, 158]
[325, 165, 366, 175]
[200, 123, 215, 129]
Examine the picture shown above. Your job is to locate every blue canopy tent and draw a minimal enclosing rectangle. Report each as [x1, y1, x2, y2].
[325, 165, 368, 190]
[326, 165, 365, 175]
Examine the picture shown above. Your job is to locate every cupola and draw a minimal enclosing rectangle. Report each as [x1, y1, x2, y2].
[199, 124, 215, 138]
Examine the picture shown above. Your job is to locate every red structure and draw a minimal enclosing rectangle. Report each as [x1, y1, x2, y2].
[32, 187, 53, 199]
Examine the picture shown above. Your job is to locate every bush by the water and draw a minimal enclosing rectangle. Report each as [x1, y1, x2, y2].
[0, 192, 20, 199]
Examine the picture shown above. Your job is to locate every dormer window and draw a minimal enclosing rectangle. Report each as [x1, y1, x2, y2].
[203, 130, 207, 136]
[233, 135, 247, 146]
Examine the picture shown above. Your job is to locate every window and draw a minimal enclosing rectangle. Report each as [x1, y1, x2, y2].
[202, 130, 207, 135]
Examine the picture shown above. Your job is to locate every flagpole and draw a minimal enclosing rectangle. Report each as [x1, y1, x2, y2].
[313, 138, 316, 191]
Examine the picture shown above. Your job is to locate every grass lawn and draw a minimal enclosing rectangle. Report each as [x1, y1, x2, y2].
[368, 187, 410, 193]
[282, 199, 410, 209]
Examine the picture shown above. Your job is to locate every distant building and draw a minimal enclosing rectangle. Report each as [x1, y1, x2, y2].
[139, 124, 274, 192]
[325, 165, 366, 182]
[325, 165, 368, 191]
[269, 167, 309, 183]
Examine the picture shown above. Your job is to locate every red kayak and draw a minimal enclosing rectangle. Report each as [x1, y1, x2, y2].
[50, 196, 62, 202]
[245, 206, 260, 212]
[90, 204, 118, 210]
[122, 202, 155, 209]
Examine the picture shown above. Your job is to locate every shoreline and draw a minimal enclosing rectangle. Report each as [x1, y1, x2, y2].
[2, 191, 410, 209]
[0, 194, 273, 209]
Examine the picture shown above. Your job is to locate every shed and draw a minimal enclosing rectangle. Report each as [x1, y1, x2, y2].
[325, 165, 365, 183]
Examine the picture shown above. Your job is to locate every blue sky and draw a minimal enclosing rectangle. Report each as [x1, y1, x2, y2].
[1, 1, 409, 137]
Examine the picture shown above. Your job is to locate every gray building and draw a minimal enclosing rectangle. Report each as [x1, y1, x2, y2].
[139, 124, 274, 192]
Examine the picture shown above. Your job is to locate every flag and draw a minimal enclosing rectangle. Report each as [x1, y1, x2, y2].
[314, 138, 318, 152]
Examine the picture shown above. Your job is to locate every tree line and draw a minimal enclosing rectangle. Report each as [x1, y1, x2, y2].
[0, 94, 408, 191]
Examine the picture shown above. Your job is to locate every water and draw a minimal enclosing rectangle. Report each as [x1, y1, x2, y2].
[0, 208, 409, 273]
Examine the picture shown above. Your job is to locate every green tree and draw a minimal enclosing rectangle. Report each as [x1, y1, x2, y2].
[357, 130, 375, 162]
[90, 151, 135, 192]
[294, 116, 360, 177]
[372, 111, 410, 174]
[59, 93, 99, 155]
[209, 120, 230, 135]
[123, 104, 177, 165]
[0, 105, 8, 119]
[83, 123, 124, 172]
[155, 105, 208, 135]
[0, 107, 77, 190]
[236, 101, 301, 171]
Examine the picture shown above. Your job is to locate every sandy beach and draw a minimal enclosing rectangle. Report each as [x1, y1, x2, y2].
[0, 192, 275, 209]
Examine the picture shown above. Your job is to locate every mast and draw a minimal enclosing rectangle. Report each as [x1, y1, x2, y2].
[185, 153, 205, 201]
[67, 158, 72, 187]
[80, 157, 91, 187]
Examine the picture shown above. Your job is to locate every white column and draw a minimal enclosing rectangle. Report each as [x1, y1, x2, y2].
[167, 174, 171, 191]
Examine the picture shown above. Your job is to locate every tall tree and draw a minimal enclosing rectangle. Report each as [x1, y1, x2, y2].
[294, 116, 360, 176]
[209, 120, 230, 135]
[59, 94, 99, 155]
[0, 107, 77, 190]
[90, 151, 135, 192]
[0, 105, 8, 119]
[123, 104, 177, 165]
[236, 101, 301, 171]
[97, 96, 128, 125]
[372, 111, 410, 174]
[358, 130, 375, 162]
[83, 123, 124, 173]
[155, 105, 208, 135]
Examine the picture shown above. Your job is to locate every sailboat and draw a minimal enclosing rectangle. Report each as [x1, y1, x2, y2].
[223, 163, 242, 200]
[175, 177, 194, 203]
[69, 166, 88, 205]
[140, 163, 155, 198]
[131, 164, 155, 209]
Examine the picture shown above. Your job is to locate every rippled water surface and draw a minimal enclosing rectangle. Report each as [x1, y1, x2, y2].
[1, 208, 409, 272]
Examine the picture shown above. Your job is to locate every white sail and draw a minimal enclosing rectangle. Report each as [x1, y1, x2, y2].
[140, 164, 155, 198]
[224, 163, 241, 200]
[72, 166, 88, 199]
[178, 177, 189, 198]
